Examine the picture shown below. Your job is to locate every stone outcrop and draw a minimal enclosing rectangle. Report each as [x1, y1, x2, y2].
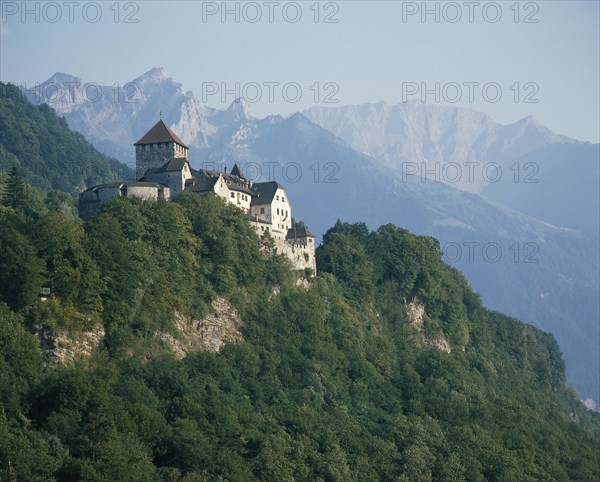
[406, 298, 452, 354]
[36, 324, 105, 366]
[156, 297, 243, 358]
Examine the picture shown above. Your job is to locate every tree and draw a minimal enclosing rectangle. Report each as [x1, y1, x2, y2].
[0, 303, 43, 415]
[0, 172, 6, 205]
[316, 231, 375, 306]
[45, 190, 77, 217]
[4, 164, 27, 211]
[0, 208, 45, 310]
[31, 211, 103, 316]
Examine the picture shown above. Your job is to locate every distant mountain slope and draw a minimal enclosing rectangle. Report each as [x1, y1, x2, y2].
[0, 82, 133, 192]
[26, 69, 599, 402]
[482, 143, 600, 236]
[303, 102, 576, 193]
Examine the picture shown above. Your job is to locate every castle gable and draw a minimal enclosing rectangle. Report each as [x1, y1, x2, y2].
[186, 175, 220, 193]
[287, 225, 314, 240]
[143, 157, 189, 176]
[230, 163, 245, 179]
[251, 181, 284, 205]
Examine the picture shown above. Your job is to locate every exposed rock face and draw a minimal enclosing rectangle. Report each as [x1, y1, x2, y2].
[406, 298, 451, 354]
[156, 297, 243, 358]
[406, 299, 426, 330]
[37, 324, 105, 366]
[424, 334, 452, 354]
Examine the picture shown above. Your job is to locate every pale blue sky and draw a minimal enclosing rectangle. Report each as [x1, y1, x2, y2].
[1, 1, 599, 141]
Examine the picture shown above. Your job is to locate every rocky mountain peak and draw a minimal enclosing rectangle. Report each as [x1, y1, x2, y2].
[133, 67, 168, 84]
[224, 97, 252, 122]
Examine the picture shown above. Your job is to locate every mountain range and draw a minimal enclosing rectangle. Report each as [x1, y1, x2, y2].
[303, 102, 576, 194]
[22, 68, 600, 404]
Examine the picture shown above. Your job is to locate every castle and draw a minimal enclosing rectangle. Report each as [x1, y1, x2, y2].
[79, 119, 316, 273]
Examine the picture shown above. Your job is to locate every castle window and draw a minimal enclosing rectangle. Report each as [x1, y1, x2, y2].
[230, 192, 235, 198]
[282, 197, 285, 202]
[276, 195, 279, 200]
[260, 207, 265, 214]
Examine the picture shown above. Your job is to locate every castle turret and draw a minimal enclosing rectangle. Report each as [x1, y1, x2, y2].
[134, 118, 188, 179]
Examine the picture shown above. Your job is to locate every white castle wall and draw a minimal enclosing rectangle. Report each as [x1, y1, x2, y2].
[274, 237, 317, 274]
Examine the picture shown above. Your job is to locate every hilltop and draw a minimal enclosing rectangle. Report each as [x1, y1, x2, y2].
[0, 178, 598, 479]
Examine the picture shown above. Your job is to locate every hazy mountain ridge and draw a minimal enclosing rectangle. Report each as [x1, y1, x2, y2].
[25, 69, 599, 402]
[482, 142, 600, 235]
[304, 102, 577, 193]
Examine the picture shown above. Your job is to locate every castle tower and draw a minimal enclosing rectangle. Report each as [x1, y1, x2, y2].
[134, 118, 189, 179]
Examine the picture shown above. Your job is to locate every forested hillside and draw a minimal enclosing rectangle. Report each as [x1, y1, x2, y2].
[0, 82, 133, 192]
[0, 174, 598, 481]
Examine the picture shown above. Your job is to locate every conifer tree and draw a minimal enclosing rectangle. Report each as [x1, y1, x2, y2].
[0, 175, 6, 206]
[5, 165, 27, 211]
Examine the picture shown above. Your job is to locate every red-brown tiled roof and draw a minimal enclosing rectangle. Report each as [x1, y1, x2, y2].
[134, 119, 188, 147]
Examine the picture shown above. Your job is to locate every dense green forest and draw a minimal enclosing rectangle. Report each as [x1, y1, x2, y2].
[0, 170, 598, 481]
[0, 82, 133, 192]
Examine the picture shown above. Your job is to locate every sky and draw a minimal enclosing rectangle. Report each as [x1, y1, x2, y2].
[1, 0, 599, 142]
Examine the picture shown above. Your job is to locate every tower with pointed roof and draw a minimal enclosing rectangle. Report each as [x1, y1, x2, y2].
[134, 118, 189, 179]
